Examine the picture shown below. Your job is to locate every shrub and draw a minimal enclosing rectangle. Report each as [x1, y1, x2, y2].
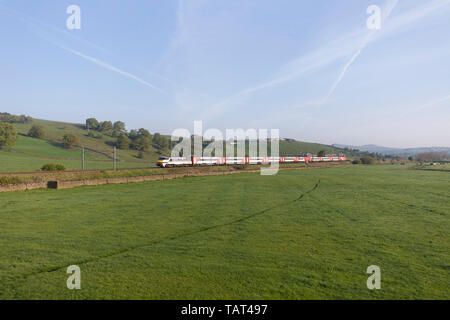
[0, 176, 22, 185]
[62, 134, 80, 148]
[360, 157, 376, 165]
[28, 125, 45, 139]
[41, 163, 67, 171]
[352, 159, 361, 164]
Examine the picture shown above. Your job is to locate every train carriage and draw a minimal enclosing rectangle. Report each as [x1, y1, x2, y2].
[157, 155, 347, 167]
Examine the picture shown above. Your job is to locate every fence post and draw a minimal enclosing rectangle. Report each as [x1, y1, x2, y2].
[113, 147, 117, 171]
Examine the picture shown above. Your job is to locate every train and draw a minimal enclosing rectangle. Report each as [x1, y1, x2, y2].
[157, 155, 347, 167]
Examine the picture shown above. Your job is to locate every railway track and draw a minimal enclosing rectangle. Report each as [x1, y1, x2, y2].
[0, 162, 350, 176]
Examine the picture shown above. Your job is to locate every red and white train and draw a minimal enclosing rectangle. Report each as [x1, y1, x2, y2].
[157, 156, 347, 167]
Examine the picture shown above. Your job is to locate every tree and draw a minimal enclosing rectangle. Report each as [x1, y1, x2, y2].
[408, 156, 414, 161]
[133, 136, 151, 151]
[62, 134, 80, 149]
[113, 121, 126, 132]
[116, 134, 131, 150]
[137, 128, 151, 138]
[86, 118, 99, 130]
[158, 136, 169, 150]
[127, 129, 137, 141]
[0, 123, 18, 149]
[99, 121, 113, 134]
[153, 132, 161, 146]
[28, 125, 45, 139]
[317, 150, 326, 157]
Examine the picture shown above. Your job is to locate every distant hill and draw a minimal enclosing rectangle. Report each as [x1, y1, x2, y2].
[333, 144, 450, 156]
[279, 139, 343, 156]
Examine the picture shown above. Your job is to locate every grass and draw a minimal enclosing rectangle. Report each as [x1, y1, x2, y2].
[0, 132, 157, 172]
[0, 165, 448, 299]
[12, 118, 162, 163]
[0, 150, 153, 172]
[11, 135, 107, 160]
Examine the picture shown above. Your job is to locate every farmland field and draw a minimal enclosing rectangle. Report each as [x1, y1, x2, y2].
[0, 135, 155, 172]
[0, 165, 448, 299]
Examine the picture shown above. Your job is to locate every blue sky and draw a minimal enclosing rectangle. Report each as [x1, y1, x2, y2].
[0, 0, 449, 148]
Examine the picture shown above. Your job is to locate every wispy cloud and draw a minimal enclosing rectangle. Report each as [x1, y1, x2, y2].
[1, 3, 167, 94]
[203, 0, 450, 120]
[50, 42, 167, 94]
[0, 3, 111, 55]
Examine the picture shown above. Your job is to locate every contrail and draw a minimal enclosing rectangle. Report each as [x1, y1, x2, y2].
[415, 94, 450, 111]
[53, 42, 167, 94]
[0, 3, 167, 94]
[325, 0, 399, 100]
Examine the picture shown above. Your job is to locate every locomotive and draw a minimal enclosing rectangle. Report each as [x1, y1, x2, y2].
[157, 156, 347, 167]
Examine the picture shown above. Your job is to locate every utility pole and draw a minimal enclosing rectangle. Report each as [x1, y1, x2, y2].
[82, 146, 85, 170]
[113, 146, 117, 171]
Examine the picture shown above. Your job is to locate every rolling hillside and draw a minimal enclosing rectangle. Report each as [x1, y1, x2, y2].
[1, 116, 346, 173]
[0, 118, 160, 172]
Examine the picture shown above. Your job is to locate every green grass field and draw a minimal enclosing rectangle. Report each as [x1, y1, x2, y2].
[0, 134, 155, 172]
[8, 118, 162, 166]
[12, 119, 148, 162]
[0, 165, 448, 299]
[12, 135, 105, 160]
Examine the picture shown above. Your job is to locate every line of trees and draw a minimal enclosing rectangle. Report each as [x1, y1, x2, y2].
[116, 129, 169, 153]
[85, 118, 169, 154]
[0, 112, 33, 124]
[85, 118, 125, 137]
[416, 152, 448, 162]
